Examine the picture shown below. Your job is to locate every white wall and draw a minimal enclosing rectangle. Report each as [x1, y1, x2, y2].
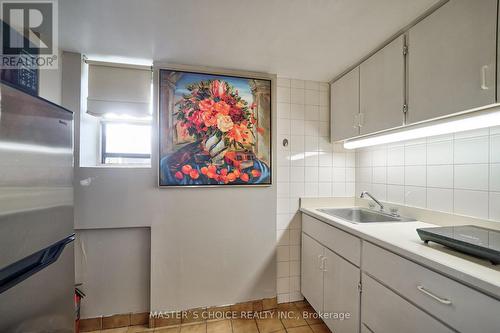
[355, 127, 500, 222]
[75, 228, 150, 318]
[275, 78, 355, 303]
[67, 57, 277, 315]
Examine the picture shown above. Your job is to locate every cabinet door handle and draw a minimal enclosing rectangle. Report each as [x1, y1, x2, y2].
[318, 255, 324, 270]
[481, 65, 489, 90]
[352, 114, 359, 129]
[358, 113, 365, 128]
[321, 256, 327, 272]
[417, 285, 452, 305]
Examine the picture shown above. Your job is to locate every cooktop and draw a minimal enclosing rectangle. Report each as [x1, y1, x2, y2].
[417, 225, 500, 265]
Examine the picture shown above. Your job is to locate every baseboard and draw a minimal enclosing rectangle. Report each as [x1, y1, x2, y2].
[79, 296, 278, 331]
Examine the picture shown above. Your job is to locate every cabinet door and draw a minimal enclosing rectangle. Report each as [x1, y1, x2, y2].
[408, 0, 497, 124]
[301, 233, 324, 313]
[331, 67, 360, 141]
[323, 248, 360, 333]
[360, 35, 405, 135]
[361, 274, 453, 333]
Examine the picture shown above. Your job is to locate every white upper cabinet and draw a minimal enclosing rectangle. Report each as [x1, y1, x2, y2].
[407, 0, 497, 124]
[331, 67, 360, 141]
[359, 35, 405, 135]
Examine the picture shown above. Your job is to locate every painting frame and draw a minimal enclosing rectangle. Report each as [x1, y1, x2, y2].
[157, 66, 273, 188]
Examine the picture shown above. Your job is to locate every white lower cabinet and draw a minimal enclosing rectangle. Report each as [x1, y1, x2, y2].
[323, 247, 360, 333]
[361, 273, 453, 333]
[301, 214, 500, 333]
[301, 230, 361, 333]
[301, 233, 324, 313]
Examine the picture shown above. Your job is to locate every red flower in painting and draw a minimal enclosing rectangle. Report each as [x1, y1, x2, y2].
[210, 80, 227, 98]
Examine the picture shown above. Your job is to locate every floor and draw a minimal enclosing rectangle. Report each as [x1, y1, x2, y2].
[85, 301, 332, 333]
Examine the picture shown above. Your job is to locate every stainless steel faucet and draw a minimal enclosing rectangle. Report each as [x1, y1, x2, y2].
[360, 191, 384, 211]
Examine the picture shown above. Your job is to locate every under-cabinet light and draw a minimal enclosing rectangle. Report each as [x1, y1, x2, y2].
[344, 104, 500, 149]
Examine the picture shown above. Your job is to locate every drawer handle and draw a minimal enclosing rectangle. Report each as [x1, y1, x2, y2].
[417, 285, 452, 305]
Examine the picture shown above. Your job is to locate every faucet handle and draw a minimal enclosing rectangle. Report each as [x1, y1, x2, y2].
[389, 207, 399, 216]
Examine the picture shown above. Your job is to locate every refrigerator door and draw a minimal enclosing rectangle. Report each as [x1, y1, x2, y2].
[0, 82, 74, 333]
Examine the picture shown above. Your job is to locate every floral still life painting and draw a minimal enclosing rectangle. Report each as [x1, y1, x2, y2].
[158, 69, 272, 186]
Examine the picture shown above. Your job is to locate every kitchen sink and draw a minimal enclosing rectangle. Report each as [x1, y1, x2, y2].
[317, 208, 415, 223]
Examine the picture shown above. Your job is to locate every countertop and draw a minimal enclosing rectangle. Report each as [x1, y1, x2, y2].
[300, 199, 500, 300]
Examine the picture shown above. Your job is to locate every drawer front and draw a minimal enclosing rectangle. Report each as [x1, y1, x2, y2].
[302, 213, 361, 266]
[362, 273, 453, 333]
[363, 242, 500, 333]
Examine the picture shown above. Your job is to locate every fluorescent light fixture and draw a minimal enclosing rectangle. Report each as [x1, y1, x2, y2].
[344, 105, 500, 149]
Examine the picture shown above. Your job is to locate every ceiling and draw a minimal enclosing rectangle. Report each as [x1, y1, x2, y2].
[59, 0, 440, 82]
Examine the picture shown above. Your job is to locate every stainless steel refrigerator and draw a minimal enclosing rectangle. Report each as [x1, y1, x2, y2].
[0, 81, 75, 332]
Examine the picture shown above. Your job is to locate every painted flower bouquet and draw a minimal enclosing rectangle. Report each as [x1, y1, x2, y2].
[168, 79, 268, 184]
[175, 79, 263, 153]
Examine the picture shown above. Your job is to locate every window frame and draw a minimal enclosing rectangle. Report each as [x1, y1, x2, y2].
[100, 119, 152, 165]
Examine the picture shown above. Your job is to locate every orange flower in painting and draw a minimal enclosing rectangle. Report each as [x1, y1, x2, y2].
[214, 101, 231, 115]
[198, 98, 215, 113]
[175, 171, 183, 180]
[257, 127, 265, 135]
[227, 123, 252, 145]
[200, 167, 208, 175]
[201, 110, 217, 127]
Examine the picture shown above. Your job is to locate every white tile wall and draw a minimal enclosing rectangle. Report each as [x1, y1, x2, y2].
[355, 127, 500, 221]
[276, 78, 355, 303]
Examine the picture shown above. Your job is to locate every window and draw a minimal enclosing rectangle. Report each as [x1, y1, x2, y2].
[101, 121, 151, 165]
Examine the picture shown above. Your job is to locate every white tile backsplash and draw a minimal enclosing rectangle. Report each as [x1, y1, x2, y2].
[387, 146, 404, 166]
[454, 136, 489, 164]
[405, 186, 427, 208]
[427, 188, 454, 213]
[356, 126, 499, 222]
[490, 192, 500, 220]
[404, 144, 426, 165]
[454, 189, 489, 220]
[491, 135, 500, 163]
[405, 166, 426, 187]
[427, 165, 453, 188]
[275, 77, 352, 303]
[427, 140, 454, 165]
[454, 164, 489, 191]
[387, 185, 405, 204]
[490, 164, 500, 192]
